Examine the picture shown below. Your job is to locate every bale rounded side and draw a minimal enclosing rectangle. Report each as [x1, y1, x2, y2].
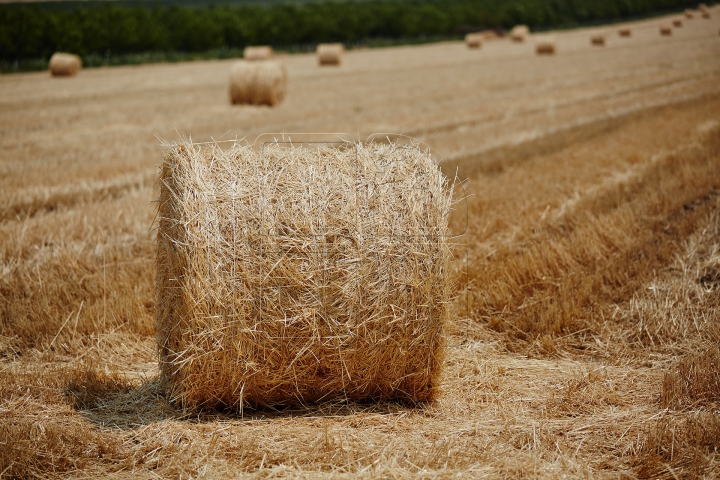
[228, 60, 287, 106]
[591, 35, 606, 46]
[49, 52, 82, 77]
[243, 45, 274, 61]
[156, 140, 453, 410]
[317, 43, 344, 66]
[536, 40, 556, 55]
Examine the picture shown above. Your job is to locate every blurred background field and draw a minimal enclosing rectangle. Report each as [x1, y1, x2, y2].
[0, 0, 711, 72]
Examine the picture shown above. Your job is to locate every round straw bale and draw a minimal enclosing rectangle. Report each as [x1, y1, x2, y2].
[685, 9, 695, 19]
[317, 43, 344, 66]
[243, 45, 274, 61]
[49, 52, 82, 77]
[156, 140, 453, 410]
[672, 19, 683, 27]
[510, 25, 529, 42]
[698, 3, 709, 13]
[228, 60, 287, 106]
[618, 27, 632, 37]
[482, 29, 501, 40]
[464, 33, 483, 49]
[660, 25, 673, 36]
[702, 11, 711, 18]
[535, 39, 556, 55]
[591, 34, 606, 46]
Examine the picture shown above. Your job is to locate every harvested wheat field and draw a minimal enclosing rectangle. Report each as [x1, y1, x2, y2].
[1, 8, 720, 479]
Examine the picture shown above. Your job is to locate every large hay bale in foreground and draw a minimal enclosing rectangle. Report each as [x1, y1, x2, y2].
[536, 39, 556, 55]
[618, 28, 632, 37]
[317, 43, 344, 66]
[464, 33, 483, 49]
[156, 140, 453, 410]
[228, 61, 287, 106]
[591, 34, 606, 46]
[510, 25, 529, 42]
[243, 45, 274, 61]
[660, 25, 673, 36]
[49, 52, 82, 77]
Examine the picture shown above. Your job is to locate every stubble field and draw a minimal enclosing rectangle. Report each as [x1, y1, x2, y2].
[1, 8, 720, 479]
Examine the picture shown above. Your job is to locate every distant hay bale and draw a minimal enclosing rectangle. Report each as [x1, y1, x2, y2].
[464, 33, 483, 49]
[156, 140, 453, 410]
[672, 19, 683, 27]
[685, 9, 695, 19]
[699, 3, 709, 13]
[317, 43, 344, 66]
[482, 30, 501, 40]
[49, 52, 82, 77]
[660, 25, 673, 36]
[618, 28, 632, 37]
[591, 34, 606, 46]
[243, 46, 274, 61]
[702, 11, 711, 18]
[228, 60, 287, 106]
[510, 25, 529, 42]
[535, 38, 556, 55]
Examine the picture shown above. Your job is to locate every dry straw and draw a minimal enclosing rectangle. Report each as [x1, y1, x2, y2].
[228, 61, 287, 106]
[618, 27, 632, 37]
[156, 139, 454, 410]
[510, 25, 529, 42]
[243, 45, 274, 61]
[660, 25, 673, 36]
[591, 34, 606, 46]
[535, 38, 556, 55]
[49, 52, 82, 77]
[317, 43, 344, 66]
[464, 33, 483, 49]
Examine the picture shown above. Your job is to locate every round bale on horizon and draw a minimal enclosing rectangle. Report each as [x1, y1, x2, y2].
[49, 52, 82, 77]
[229, 60, 287, 107]
[317, 43, 344, 66]
[243, 46, 274, 61]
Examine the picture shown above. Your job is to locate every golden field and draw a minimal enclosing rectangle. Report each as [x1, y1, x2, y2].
[1, 8, 720, 479]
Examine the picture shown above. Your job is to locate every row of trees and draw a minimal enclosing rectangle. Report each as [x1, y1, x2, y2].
[0, 0, 703, 62]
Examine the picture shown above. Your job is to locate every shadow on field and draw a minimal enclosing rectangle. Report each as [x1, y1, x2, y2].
[65, 367, 420, 430]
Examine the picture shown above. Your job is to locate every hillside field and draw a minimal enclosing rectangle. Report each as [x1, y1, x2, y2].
[1, 8, 720, 479]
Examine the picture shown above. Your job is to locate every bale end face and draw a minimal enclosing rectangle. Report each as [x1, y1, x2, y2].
[49, 53, 82, 77]
[155, 140, 453, 411]
[228, 60, 287, 106]
[243, 46, 274, 61]
[619, 28, 632, 37]
[317, 43, 344, 66]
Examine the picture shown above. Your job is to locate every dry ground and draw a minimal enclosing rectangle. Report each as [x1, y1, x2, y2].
[1, 8, 720, 479]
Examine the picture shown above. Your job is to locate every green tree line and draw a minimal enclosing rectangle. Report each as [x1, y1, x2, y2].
[0, 0, 703, 64]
